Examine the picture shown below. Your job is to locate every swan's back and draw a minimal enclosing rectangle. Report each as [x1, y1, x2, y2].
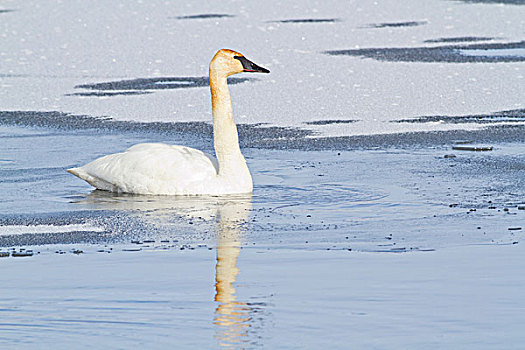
[68, 143, 219, 195]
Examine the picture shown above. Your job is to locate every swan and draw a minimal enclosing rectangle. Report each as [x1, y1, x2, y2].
[67, 49, 269, 195]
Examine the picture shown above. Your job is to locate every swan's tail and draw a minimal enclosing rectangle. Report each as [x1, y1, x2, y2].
[67, 167, 97, 185]
[67, 167, 82, 178]
[67, 167, 112, 191]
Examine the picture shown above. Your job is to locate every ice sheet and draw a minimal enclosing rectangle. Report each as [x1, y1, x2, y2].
[1, 0, 523, 136]
[0, 224, 104, 236]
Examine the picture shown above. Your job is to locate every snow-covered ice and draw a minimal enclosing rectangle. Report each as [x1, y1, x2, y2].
[0, 224, 104, 236]
[1, 0, 524, 136]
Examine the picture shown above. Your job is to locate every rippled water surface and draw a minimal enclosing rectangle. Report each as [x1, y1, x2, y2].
[1, 122, 523, 348]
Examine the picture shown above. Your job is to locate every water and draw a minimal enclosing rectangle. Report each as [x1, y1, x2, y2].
[460, 48, 525, 57]
[1, 118, 524, 349]
[2, 241, 525, 349]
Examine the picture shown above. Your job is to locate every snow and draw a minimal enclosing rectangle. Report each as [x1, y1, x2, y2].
[1, 0, 523, 136]
[460, 48, 525, 57]
[0, 224, 104, 236]
[1, 244, 525, 349]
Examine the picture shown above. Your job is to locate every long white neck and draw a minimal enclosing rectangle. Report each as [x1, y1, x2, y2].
[209, 70, 251, 182]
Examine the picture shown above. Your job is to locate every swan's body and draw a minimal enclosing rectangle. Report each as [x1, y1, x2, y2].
[68, 143, 228, 195]
[68, 49, 269, 195]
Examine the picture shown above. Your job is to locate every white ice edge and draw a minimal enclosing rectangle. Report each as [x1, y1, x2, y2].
[154, 81, 194, 85]
[459, 48, 525, 57]
[0, 224, 105, 236]
[304, 121, 525, 138]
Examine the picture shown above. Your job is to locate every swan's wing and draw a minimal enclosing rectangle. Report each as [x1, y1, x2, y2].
[68, 143, 219, 195]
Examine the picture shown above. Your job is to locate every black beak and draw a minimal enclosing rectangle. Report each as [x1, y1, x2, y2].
[234, 56, 270, 73]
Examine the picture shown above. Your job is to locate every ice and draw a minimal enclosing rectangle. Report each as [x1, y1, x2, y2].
[0, 224, 104, 236]
[1, 0, 524, 136]
[1, 2, 524, 348]
[460, 48, 525, 57]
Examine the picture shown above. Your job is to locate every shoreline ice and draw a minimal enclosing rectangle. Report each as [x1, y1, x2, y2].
[0, 224, 104, 236]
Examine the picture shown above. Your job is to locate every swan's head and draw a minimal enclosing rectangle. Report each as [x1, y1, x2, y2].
[210, 49, 270, 77]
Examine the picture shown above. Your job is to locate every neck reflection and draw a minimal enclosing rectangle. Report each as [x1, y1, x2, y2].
[213, 196, 252, 348]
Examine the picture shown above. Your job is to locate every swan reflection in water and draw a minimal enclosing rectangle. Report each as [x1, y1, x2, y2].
[73, 191, 259, 348]
[213, 197, 254, 348]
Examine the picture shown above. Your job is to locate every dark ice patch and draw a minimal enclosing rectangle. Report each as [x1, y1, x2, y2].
[305, 120, 357, 125]
[67, 91, 152, 97]
[453, 0, 525, 4]
[1, 110, 524, 151]
[269, 18, 340, 23]
[0, 111, 311, 148]
[368, 21, 427, 28]
[0, 73, 26, 78]
[173, 14, 234, 20]
[73, 76, 252, 97]
[75, 76, 250, 91]
[0, 110, 214, 135]
[424, 36, 495, 43]
[0, 9, 15, 14]
[325, 41, 525, 63]
[395, 109, 525, 124]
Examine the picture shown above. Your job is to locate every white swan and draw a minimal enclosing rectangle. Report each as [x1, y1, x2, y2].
[68, 49, 269, 195]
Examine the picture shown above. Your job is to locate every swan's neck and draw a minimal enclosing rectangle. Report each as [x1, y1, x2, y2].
[209, 71, 250, 180]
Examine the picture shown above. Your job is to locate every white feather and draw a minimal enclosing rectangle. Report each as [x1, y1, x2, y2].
[69, 143, 219, 195]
